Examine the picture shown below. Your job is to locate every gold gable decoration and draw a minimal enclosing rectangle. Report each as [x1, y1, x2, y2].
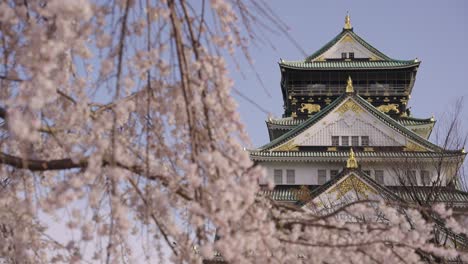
[273, 140, 298, 151]
[335, 99, 363, 115]
[293, 185, 312, 203]
[328, 175, 376, 200]
[404, 141, 427, 152]
[341, 35, 354, 43]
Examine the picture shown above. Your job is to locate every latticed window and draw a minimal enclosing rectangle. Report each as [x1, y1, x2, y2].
[406, 170, 417, 185]
[351, 136, 359, 146]
[330, 170, 339, 179]
[274, 169, 282, 184]
[318, 170, 327, 184]
[286, 170, 295, 184]
[421, 170, 431, 186]
[341, 136, 349, 146]
[375, 170, 384, 185]
[331, 136, 339, 146]
[341, 52, 347, 59]
[349, 52, 355, 59]
[361, 136, 369, 146]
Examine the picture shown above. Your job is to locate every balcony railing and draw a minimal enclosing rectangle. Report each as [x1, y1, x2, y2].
[287, 84, 409, 96]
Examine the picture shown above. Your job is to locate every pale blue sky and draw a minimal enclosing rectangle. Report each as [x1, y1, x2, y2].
[231, 0, 468, 147]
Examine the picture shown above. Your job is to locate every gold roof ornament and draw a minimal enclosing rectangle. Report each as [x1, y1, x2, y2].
[344, 12, 352, 30]
[346, 148, 358, 169]
[346, 76, 354, 93]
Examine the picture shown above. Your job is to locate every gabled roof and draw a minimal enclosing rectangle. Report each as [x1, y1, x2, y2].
[306, 28, 391, 62]
[306, 167, 404, 204]
[256, 93, 454, 153]
[279, 28, 420, 70]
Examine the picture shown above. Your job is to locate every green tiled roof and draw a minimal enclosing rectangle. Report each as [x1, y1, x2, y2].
[260, 185, 468, 207]
[250, 150, 464, 162]
[267, 115, 434, 130]
[279, 60, 419, 70]
[395, 117, 435, 126]
[257, 94, 450, 153]
[279, 29, 419, 70]
[392, 187, 468, 208]
[260, 186, 468, 206]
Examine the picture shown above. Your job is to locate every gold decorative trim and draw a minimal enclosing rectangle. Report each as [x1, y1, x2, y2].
[363, 147, 374, 152]
[273, 141, 298, 151]
[335, 99, 363, 115]
[291, 98, 298, 105]
[294, 185, 312, 203]
[404, 142, 427, 152]
[324, 98, 332, 105]
[344, 13, 352, 30]
[328, 175, 376, 200]
[377, 104, 400, 114]
[316, 55, 326, 62]
[346, 76, 354, 93]
[346, 148, 358, 169]
[327, 147, 337, 152]
[299, 103, 321, 114]
[291, 112, 297, 118]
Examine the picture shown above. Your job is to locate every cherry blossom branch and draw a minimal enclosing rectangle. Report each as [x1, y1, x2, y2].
[0, 152, 193, 200]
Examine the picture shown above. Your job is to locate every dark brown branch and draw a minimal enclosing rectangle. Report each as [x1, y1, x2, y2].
[0, 152, 193, 201]
[0, 152, 87, 171]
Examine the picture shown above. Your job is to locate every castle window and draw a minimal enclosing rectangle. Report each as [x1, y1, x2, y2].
[330, 170, 339, 178]
[332, 136, 339, 146]
[375, 170, 384, 185]
[351, 136, 359, 146]
[318, 170, 327, 184]
[274, 169, 283, 184]
[349, 52, 355, 59]
[341, 136, 349, 146]
[341, 52, 347, 59]
[286, 170, 295, 184]
[421, 170, 431, 186]
[361, 136, 369, 146]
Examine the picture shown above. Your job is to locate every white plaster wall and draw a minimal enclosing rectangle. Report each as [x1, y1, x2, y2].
[260, 161, 449, 186]
[318, 34, 379, 60]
